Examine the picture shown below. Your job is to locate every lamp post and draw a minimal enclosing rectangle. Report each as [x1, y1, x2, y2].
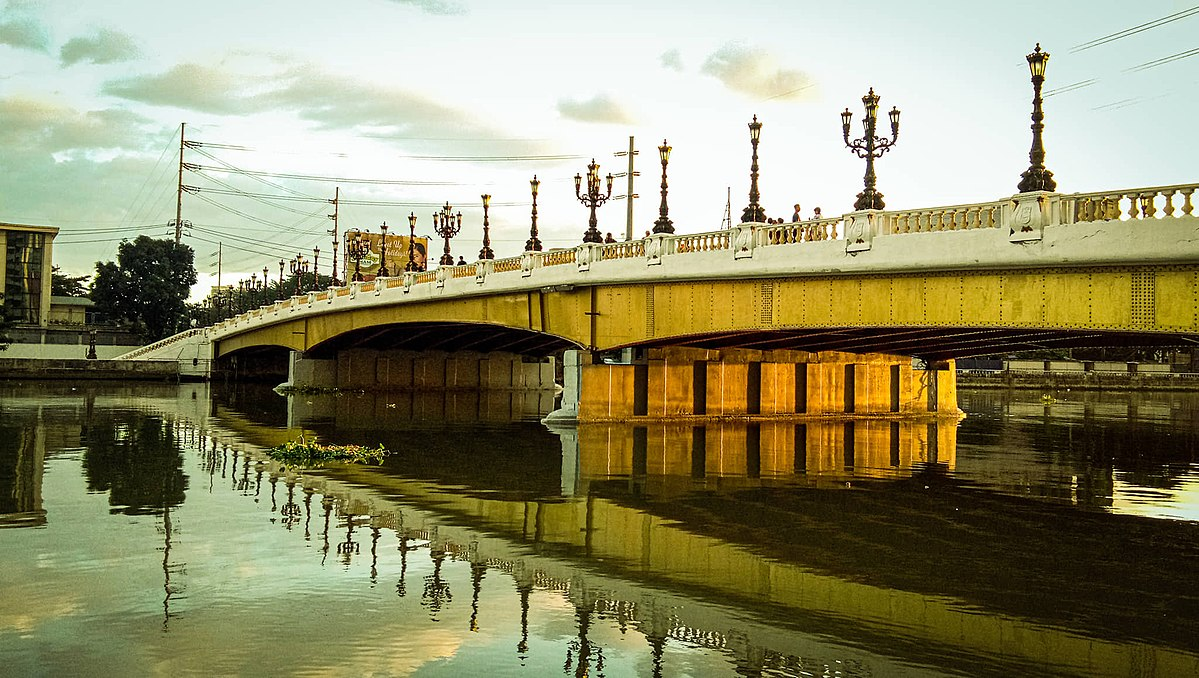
[347, 229, 368, 282]
[312, 247, 320, 290]
[405, 212, 422, 272]
[740, 116, 766, 223]
[478, 194, 494, 260]
[262, 267, 269, 298]
[1018, 43, 1057, 193]
[377, 223, 390, 277]
[526, 175, 542, 251]
[278, 259, 285, 299]
[841, 88, 900, 210]
[575, 158, 613, 243]
[290, 254, 308, 296]
[433, 202, 462, 266]
[652, 139, 674, 234]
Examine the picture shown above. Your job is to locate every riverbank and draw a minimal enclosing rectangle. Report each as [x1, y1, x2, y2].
[958, 370, 1199, 391]
[0, 357, 180, 381]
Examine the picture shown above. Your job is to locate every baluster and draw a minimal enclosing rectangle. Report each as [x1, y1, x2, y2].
[1125, 193, 1138, 220]
[1076, 198, 1091, 223]
[1162, 190, 1176, 217]
[1139, 192, 1157, 219]
[1181, 188, 1195, 216]
[830, 220, 838, 239]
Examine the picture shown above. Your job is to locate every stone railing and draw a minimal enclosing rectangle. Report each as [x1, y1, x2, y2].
[675, 231, 730, 253]
[759, 218, 840, 244]
[1063, 183, 1196, 223]
[882, 201, 1005, 233]
[600, 240, 645, 260]
[115, 327, 205, 360]
[199, 182, 1198, 339]
[537, 249, 576, 267]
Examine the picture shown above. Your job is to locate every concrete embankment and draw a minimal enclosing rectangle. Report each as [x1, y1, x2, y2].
[958, 370, 1199, 391]
[0, 358, 180, 381]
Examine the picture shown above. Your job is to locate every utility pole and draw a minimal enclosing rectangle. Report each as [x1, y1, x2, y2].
[614, 136, 638, 241]
[328, 187, 340, 285]
[175, 122, 185, 243]
[721, 187, 731, 229]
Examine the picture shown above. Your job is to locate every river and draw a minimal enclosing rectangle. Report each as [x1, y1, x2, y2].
[1, 382, 1197, 677]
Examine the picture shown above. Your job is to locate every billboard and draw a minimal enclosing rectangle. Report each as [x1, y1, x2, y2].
[345, 231, 428, 280]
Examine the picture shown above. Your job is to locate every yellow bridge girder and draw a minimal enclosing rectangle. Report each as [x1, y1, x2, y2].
[215, 264, 1199, 358]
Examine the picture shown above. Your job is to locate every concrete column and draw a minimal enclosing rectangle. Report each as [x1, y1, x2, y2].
[289, 351, 337, 388]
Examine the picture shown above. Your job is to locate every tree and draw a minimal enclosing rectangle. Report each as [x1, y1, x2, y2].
[91, 236, 197, 342]
[51, 266, 90, 297]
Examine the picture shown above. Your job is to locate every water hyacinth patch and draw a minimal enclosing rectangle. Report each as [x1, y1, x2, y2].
[266, 436, 391, 468]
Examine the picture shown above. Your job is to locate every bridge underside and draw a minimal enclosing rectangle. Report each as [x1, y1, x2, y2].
[304, 322, 577, 360]
[643, 327, 1199, 361]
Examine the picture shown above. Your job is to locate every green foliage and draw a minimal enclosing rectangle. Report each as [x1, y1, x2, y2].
[51, 266, 90, 297]
[90, 236, 198, 341]
[266, 437, 391, 468]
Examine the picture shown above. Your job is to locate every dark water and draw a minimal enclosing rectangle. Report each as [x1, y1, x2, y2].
[1, 382, 1197, 677]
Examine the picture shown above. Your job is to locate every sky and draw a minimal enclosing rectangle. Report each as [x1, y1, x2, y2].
[2, 0, 1197, 301]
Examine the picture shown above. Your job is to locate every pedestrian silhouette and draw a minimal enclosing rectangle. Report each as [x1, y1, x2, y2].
[604, 232, 616, 243]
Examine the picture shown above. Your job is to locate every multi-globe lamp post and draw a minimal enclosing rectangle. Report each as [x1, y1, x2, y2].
[347, 229, 368, 282]
[741, 116, 766, 223]
[1017, 43, 1056, 193]
[841, 88, 900, 210]
[434, 202, 463, 266]
[652, 139, 674, 234]
[575, 159, 613, 244]
[526, 175, 542, 252]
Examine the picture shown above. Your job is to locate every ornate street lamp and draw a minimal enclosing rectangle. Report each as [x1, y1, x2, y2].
[478, 194, 494, 260]
[278, 259, 285, 298]
[262, 266, 269, 294]
[377, 223, 390, 277]
[1018, 43, 1057, 193]
[841, 88, 901, 210]
[575, 158, 613, 243]
[740, 116, 766, 223]
[312, 247, 320, 290]
[347, 229, 368, 282]
[653, 139, 674, 234]
[526, 175, 542, 251]
[404, 212, 422, 272]
[433, 202, 463, 266]
[289, 254, 308, 296]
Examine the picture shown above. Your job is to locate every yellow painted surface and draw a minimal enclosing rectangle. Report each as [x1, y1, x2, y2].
[217, 266, 1199, 358]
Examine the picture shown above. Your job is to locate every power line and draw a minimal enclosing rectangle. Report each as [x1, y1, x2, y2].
[1127, 46, 1199, 72]
[1070, 6, 1199, 53]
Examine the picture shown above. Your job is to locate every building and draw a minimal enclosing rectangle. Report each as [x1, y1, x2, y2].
[1, 221, 57, 327]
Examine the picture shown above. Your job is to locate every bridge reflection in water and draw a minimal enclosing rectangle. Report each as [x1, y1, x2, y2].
[206, 389, 1194, 678]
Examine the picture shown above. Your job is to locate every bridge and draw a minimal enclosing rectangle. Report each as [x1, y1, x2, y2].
[124, 182, 1199, 416]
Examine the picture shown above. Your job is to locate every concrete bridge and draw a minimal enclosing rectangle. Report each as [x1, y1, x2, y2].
[123, 183, 1199, 409]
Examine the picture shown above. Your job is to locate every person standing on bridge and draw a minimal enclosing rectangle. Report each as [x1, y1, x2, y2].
[791, 203, 802, 222]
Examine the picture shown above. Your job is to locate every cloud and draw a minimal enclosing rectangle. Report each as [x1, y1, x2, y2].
[701, 44, 815, 101]
[557, 94, 635, 125]
[0, 97, 151, 152]
[386, 0, 467, 15]
[660, 49, 683, 72]
[102, 60, 514, 143]
[103, 63, 253, 114]
[0, 17, 49, 52]
[60, 29, 140, 66]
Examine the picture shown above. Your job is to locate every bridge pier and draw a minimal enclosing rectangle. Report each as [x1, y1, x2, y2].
[549, 348, 957, 423]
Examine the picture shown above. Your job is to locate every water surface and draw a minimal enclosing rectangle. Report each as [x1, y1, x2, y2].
[2, 383, 1197, 677]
